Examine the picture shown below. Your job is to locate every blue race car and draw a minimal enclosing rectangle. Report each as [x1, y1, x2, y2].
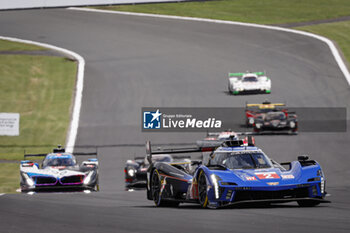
[145, 137, 329, 208]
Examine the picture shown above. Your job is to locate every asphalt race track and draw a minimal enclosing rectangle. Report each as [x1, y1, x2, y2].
[1, 9, 350, 233]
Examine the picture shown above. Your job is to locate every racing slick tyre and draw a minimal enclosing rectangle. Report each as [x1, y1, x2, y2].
[297, 200, 321, 207]
[151, 169, 179, 207]
[198, 170, 209, 208]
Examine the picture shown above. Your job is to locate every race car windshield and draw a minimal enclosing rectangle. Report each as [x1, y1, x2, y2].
[210, 152, 272, 169]
[43, 158, 76, 167]
[243, 76, 258, 82]
[266, 112, 286, 121]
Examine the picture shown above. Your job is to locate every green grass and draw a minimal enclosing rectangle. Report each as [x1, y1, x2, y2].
[96, 0, 350, 24]
[296, 21, 350, 66]
[0, 39, 47, 51]
[0, 163, 19, 193]
[0, 40, 77, 161]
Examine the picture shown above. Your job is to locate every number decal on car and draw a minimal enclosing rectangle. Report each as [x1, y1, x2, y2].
[255, 172, 280, 179]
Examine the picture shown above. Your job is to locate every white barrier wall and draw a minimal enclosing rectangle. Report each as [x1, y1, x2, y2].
[0, 0, 185, 10]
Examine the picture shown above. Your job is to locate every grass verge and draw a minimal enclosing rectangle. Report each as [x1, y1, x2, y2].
[95, 0, 350, 24]
[0, 163, 19, 193]
[296, 21, 350, 66]
[0, 39, 47, 51]
[0, 40, 77, 161]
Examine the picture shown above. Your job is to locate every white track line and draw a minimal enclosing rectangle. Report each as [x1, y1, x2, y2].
[0, 193, 5, 196]
[69, 7, 350, 86]
[0, 36, 85, 153]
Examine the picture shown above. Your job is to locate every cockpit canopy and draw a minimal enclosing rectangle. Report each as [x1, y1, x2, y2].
[242, 74, 258, 82]
[42, 154, 77, 168]
[210, 152, 272, 169]
[265, 112, 286, 121]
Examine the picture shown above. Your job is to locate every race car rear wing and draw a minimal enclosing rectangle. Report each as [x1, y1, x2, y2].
[73, 152, 98, 156]
[228, 71, 265, 78]
[246, 102, 286, 109]
[24, 145, 65, 158]
[146, 136, 255, 165]
[24, 145, 98, 159]
[206, 131, 253, 137]
[146, 141, 206, 166]
[24, 152, 98, 158]
[24, 153, 47, 158]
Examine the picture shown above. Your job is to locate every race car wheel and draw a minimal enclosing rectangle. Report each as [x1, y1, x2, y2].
[297, 200, 321, 207]
[151, 169, 179, 207]
[198, 170, 209, 208]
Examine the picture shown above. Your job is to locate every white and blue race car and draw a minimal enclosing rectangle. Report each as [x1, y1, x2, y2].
[20, 146, 99, 192]
[228, 72, 271, 95]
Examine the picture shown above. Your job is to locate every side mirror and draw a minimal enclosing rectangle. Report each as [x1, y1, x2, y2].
[298, 155, 309, 161]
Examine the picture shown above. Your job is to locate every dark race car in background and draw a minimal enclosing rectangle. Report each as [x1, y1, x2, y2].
[125, 154, 191, 190]
[145, 137, 328, 208]
[245, 101, 287, 127]
[20, 146, 99, 193]
[253, 110, 298, 134]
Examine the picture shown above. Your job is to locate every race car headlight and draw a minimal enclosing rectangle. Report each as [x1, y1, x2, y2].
[255, 123, 262, 129]
[23, 173, 34, 186]
[317, 169, 325, 194]
[127, 168, 136, 177]
[83, 171, 94, 185]
[320, 177, 325, 194]
[210, 174, 221, 199]
[289, 121, 296, 128]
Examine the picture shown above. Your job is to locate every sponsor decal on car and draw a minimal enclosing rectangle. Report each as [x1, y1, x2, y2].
[281, 174, 295, 179]
[255, 172, 280, 179]
[267, 182, 279, 186]
[246, 176, 257, 181]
